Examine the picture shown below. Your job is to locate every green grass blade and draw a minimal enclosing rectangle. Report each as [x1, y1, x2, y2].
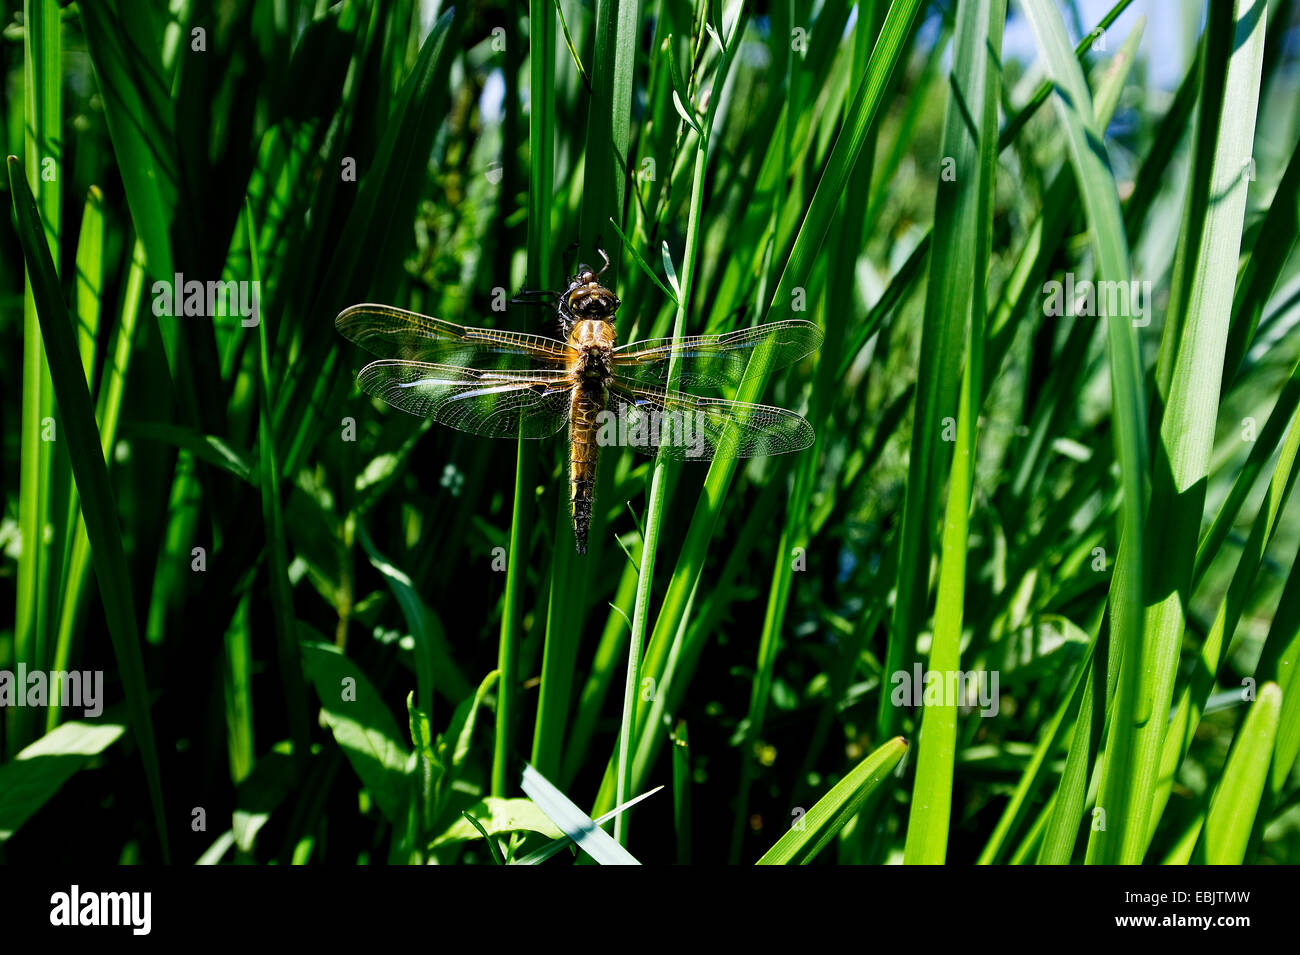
[301, 640, 410, 826]
[7, 155, 170, 861]
[520, 0, 558, 784]
[902, 0, 1005, 865]
[1149, 364, 1300, 841]
[248, 201, 312, 771]
[1193, 683, 1282, 864]
[1036, 651, 1105, 864]
[13, 0, 62, 755]
[1257, 545, 1300, 795]
[521, 763, 641, 865]
[872, 0, 958, 741]
[1221, 133, 1300, 390]
[996, 0, 1134, 150]
[1096, 0, 1265, 863]
[981, 25, 1143, 866]
[671, 721, 691, 864]
[360, 530, 467, 717]
[72, 186, 102, 382]
[50, 199, 141, 729]
[615, 1, 748, 847]
[756, 737, 907, 865]
[590, 0, 927, 821]
[77, 0, 176, 275]
[0, 716, 126, 842]
[578, 0, 638, 268]
[1015, 0, 1150, 867]
[279, 10, 458, 472]
[1195, 351, 1300, 588]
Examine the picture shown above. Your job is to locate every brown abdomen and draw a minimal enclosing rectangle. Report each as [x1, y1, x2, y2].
[569, 383, 606, 554]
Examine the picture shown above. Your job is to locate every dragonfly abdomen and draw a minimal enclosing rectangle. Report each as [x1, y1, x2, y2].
[569, 382, 607, 554]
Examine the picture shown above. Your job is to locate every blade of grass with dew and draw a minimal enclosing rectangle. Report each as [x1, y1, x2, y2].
[756, 737, 907, 865]
[8, 155, 170, 861]
[903, 0, 1005, 865]
[1015, 0, 1149, 867]
[1094, 0, 1265, 864]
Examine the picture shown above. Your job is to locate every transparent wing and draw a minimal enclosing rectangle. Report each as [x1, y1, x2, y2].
[337, 303, 575, 369]
[355, 360, 574, 439]
[604, 382, 815, 461]
[611, 319, 822, 391]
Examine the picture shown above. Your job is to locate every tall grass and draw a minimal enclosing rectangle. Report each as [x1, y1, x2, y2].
[1, 0, 1299, 866]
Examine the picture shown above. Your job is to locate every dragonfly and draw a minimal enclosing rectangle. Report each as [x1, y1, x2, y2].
[336, 251, 823, 554]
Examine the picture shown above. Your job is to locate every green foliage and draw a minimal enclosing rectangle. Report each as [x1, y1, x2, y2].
[2, 0, 1299, 866]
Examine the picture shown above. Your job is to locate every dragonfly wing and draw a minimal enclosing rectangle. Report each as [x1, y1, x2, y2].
[610, 319, 822, 391]
[337, 303, 575, 369]
[605, 382, 815, 461]
[355, 361, 573, 439]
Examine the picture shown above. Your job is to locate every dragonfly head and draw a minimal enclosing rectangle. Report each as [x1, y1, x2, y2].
[565, 266, 621, 322]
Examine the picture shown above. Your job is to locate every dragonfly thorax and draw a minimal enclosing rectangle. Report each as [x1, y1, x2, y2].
[567, 319, 617, 381]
